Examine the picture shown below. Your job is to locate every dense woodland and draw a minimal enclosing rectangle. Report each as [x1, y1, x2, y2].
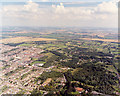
[29, 39, 119, 95]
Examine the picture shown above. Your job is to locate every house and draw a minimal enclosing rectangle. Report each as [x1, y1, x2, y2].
[37, 80, 41, 85]
[75, 87, 84, 93]
[42, 78, 52, 87]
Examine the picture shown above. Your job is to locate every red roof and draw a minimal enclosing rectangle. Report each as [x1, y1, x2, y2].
[75, 87, 84, 92]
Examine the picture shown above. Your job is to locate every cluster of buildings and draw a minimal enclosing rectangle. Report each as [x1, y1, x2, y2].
[0, 44, 87, 95]
[0, 44, 49, 94]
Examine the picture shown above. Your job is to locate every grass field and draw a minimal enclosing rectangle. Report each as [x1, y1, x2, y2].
[80, 38, 118, 42]
[0, 37, 56, 43]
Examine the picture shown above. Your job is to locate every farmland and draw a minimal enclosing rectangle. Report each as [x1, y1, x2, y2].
[0, 37, 56, 43]
[0, 27, 119, 95]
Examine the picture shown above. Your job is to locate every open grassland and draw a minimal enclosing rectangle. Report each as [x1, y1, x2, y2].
[80, 38, 118, 42]
[0, 37, 56, 43]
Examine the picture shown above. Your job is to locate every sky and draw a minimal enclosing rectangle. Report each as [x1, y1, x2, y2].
[0, 0, 114, 3]
[0, 0, 119, 28]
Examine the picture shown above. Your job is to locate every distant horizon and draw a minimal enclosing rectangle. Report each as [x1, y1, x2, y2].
[1, 26, 118, 29]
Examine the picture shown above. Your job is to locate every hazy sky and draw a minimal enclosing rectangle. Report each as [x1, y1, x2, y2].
[1, 0, 118, 28]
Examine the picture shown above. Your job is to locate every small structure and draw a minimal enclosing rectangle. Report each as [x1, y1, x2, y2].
[35, 63, 44, 67]
[42, 78, 52, 87]
[37, 80, 41, 85]
[75, 87, 84, 93]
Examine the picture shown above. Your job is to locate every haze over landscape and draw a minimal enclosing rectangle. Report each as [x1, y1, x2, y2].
[0, 0, 119, 96]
